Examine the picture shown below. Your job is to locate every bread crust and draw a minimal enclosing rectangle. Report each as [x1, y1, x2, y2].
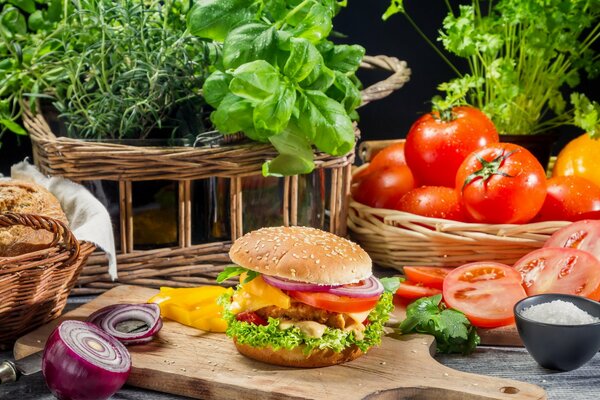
[229, 226, 371, 285]
[0, 180, 68, 256]
[234, 339, 365, 368]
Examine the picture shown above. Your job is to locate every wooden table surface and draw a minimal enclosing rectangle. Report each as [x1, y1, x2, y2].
[1, 297, 599, 400]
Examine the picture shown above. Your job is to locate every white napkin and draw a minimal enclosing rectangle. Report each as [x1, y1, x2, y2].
[2, 160, 118, 280]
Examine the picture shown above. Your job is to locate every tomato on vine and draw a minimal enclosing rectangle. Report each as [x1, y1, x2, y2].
[405, 106, 499, 187]
[455, 143, 547, 224]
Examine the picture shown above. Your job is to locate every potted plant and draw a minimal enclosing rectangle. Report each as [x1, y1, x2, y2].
[384, 0, 600, 166]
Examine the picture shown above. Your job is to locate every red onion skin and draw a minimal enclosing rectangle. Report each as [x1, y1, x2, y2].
[262, 274, 384, 298]
[88, 303, 162, 344]
[42, 322, 130, 400]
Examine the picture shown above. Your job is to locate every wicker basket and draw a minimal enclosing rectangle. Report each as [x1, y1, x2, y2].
[347, 140, 570, 270]
[0, 213, 96, 347]
[23, 55, 411, 294]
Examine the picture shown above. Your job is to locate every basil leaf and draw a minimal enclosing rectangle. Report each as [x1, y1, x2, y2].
[284, 2, 332, 44]
[298, 90, 355, 156]
[322, 44, 365, 74]
[0, 118, 27, 135]
[1, 7, 27, 36]
[326, 71, 362, 113]
[229, 60, 281, 102]
[210, 93, 256, 135]
[253, 83, 296, 135]
[203, 71, 232, 108]
[283, 37, 322, 82]
[8, 0, 36, 14]
[187, 0, 257, 42]
[263, 122, 314, 176]
[380, 276, 402, 294]
[299, 63, 335, 91]
[223, 23, 278, 70]
[216, 265, 259, 284]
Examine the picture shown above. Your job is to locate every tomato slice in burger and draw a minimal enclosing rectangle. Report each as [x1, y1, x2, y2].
[403, 267, 453, 289]
[395, 280, 442, 299]
[288, 291, 379, 314]
[514, 247, 600, 301]
[443, 262, 526, 328]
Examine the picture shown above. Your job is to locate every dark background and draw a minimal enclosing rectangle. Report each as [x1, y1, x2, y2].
[0, 1, 597, 175]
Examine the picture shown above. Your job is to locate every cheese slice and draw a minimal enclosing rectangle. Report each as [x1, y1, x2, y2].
[344, 309, 373, 325]
[230, 274, 291, 314]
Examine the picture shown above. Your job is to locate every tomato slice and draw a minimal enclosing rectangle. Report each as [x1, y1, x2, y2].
[236, 311, 268, 326]
[544, 219, 600, 262]
[443, 262, 526, 328]
[395, 280, 442, 300]
[288, 291, 379, 314]
[403, 266, 453, 289]
[514, 247, 600, 301]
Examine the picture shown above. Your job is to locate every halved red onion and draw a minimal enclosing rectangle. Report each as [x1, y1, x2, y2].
[261, 274, 337, 292]
[87, 303, 162, 345]
[42, 320, 131, 400]
[328, 275, 384, 298]
[262, 274, 384, 298]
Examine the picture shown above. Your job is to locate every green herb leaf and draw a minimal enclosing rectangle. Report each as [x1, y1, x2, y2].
[571, 93, 600, 139]
[283, 37, 322, 82]
[326, 71, 362, 114]
[382, 0, 405, 21]
[216, 265, 259, 284]
[229, 60, 281, 102]
[299, 63, 335, 91]
[284, 2, 332, 44]
[322, 43, 365, 74]
[1, 7, 27, 35]
[210, 93, 256, 136]
[399, 295, 480, 355]
[0, 118, 26, 135]
[7, 0, 36, 14]
[380, 276, 402, 294]
[263, 120, 314, 176]
[187, 0, 257, 42]
[223, 23, 278, 70]
[253, 83, 296, 135]
[203, 71, 233, 108]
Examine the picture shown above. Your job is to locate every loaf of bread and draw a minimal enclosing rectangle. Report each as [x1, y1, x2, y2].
[0, 180, 69, 257]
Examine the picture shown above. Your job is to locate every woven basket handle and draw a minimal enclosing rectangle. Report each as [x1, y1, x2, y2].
[359, 55, 411, 108]
[0, 212, 80, 266]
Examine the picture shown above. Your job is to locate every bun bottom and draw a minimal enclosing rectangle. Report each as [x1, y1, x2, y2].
[233, 338, 365, 368]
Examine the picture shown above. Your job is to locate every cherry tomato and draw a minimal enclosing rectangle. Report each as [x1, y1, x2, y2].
[514, 247, 600, 301]
[395, 280, 442, 300]
[443, 262, 527, 328]
[544, 219, 600, 262]
[403, 266, 453, 289]
[456, 143, 547, 224]
[534, 176, 600, 222]
[553, 133, 600, 188]
[394, 186, 467, 221]
[354, 142, 407, 182]
[236, 311, 268, 326]
[405, 106, 499, 187]
[288, 291, 380, 314]
[352, 166, 415, 209]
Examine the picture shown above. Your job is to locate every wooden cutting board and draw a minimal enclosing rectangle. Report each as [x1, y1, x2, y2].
[15, 285, 545, 400]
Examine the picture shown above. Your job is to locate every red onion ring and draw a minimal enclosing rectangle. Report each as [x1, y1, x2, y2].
[87, 303, 162, 345]
[262, 274, 384, 298]
[42, 320, 131, 400]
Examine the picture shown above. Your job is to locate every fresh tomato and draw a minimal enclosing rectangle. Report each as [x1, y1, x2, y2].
[514, 247, 600, 301]
[455, 143, 547, 224]
[534, 176, 600, 222]
[403, 266, 453, 289]
[405, 106, 498, 187]
[394, 186, 467, 221]
[443, 262, 527, 328]
[553, 133, 600, 188]
[352, 166, 415, 209]
[288, 291, 379, 314]
[395, 280, 442, 300]
[354, 142, 407, 182]
[544, 219, 600, 263]
[236, 311, 268, 326]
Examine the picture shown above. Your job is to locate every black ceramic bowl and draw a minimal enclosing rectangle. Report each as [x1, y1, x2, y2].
[514, 294, 600, 371]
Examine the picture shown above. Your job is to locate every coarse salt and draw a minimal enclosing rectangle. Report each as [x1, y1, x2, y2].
[521, 300, 600, 325]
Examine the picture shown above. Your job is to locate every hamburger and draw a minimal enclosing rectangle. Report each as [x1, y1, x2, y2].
[218, 226, 394, 368]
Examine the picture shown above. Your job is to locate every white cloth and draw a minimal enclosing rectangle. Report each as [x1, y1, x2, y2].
[2, 160, 117, 279]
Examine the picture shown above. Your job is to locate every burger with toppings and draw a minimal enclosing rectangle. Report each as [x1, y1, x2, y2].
[217, 226, 396, 367]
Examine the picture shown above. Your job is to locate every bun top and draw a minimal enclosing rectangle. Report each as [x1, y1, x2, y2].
[229, 226, 372, 285]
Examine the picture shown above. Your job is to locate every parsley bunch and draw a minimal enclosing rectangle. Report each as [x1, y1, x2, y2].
[384, 0, 600, 137]
[399, 294, 480, 355]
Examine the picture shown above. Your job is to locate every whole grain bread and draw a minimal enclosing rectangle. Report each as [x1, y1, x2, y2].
[0, 180, 68, 256]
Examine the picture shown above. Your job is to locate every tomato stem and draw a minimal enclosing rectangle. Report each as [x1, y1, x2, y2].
[462, 150, 516, 190]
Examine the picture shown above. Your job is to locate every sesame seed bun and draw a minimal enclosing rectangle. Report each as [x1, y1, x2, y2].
[234, 339, 365, 368]
[229, 226, 372, 285]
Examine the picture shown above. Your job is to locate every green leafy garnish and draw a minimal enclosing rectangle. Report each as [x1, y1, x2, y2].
[219, 292, 394, 353]
[380, 276, 403, 293]
[399, 294, 480, 355]
[216, 265, 259, 284]
[189, 0, 364, 176]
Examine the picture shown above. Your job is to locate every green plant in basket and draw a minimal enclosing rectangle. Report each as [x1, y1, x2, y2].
[384, 0, 600, 137]
[188, 0, 365, 176]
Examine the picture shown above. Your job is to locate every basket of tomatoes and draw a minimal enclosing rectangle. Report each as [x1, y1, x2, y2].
[348, 106, 600, 270]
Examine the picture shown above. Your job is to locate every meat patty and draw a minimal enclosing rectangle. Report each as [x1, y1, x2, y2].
[256, 300, 352, 329]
